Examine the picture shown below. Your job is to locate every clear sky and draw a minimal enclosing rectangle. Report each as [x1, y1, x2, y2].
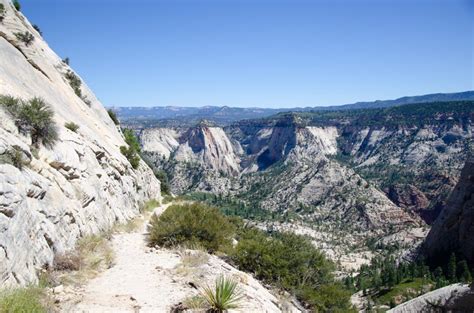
[21, 0, 473, 108]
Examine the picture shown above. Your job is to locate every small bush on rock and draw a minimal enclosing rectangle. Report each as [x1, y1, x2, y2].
[13, 0, 21, 11]
[0, 4, 5, 23]
[17, 97, 58, 148]
[14, 31, 34, 46]
[107, 109, 120, 125]
[148, 203, 235, 252]
[120, 128, 141, 169]
[0, 147, 28, 170]
[0, 95, 21, 116]
[65, 70, 82, 97]
[32, 24, 42, 36]
[64, 121, 79, 132]
[1, 96, 58, 148]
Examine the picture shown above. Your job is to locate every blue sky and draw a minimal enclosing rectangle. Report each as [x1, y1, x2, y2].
[22, 0, 473, 107]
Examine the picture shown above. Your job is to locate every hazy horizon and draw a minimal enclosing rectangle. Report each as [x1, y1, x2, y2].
[110, 89, 473, 109]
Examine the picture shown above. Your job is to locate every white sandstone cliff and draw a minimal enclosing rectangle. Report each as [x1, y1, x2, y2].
[0, 0, 161, 286]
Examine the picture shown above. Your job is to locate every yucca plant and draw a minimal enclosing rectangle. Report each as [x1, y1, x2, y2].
[200, 275, 243, 312]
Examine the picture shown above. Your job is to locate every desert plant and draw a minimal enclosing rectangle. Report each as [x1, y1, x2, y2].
[17, 97, 58, 148]
[33, 24, 42, 36]
[107, 109, 120, 125]
[148, 203, 235, 252]
[14, 31, 34, 46]
[64, 121, 79, 132]
[199, 275, 242, 312]
[13, 0, 20, 11]
[65, 70, 82, 97]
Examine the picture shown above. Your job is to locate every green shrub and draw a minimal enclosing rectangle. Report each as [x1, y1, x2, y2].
[0, 95, 21, 116]
[299, 284, 355, 312]
[0, 287, 47, 313]
[0, 147, 27, 170]
[1, 96, 58, 148]
[33, 24, 42, 36]
[17, 97, 58, 148]
[0, 4, 5, 23]
[155, 169, 171, 195]
[199, 275, 243, 312]
[148, 203, 235, 252]
[120, 128, 141, 169]
[233, 229, 334, 290]
[65, 70, 82, 97]
[65, 121, 79, 132]
[140, 199, 160, 213]
[231, 228, 354, 310]
[107, 109, 120, 125]
[14, 31, 34, 46]
[13, 0, 21, 11]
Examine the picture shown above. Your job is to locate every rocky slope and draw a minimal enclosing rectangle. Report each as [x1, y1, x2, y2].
[423, 156, 474, 269]
[0, 0, 161, 286]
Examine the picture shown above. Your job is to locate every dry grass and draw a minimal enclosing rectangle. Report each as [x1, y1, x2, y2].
[53, 234, 114, 285]
[112, 216, 145, 233]
[175, 248, 209, 277]
[140, 199, 160, 213]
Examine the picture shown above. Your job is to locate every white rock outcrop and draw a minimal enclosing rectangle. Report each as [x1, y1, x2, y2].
[0, 0, 161, 286]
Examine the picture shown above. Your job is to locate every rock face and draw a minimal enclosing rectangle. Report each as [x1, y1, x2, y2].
[423, 157, 474, 269]
[388, 283, 474, 313]
[0, 0, 161, 286]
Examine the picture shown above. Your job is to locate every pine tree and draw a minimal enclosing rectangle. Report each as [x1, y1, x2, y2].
[457, 260, 472, 283]
[447, 253, 457, 283]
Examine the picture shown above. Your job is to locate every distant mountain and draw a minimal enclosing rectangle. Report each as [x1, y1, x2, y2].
[113, 91, 474, 127]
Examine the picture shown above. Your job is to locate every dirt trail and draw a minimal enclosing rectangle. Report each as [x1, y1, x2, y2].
[60, 203, 191, 312]
[58, 202, 294, 313]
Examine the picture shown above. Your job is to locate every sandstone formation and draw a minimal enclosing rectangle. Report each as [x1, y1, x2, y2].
[0, 0, 161, 286]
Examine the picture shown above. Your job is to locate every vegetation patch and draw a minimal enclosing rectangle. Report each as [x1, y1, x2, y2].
[64, 121, 79, 132]
[352, 252, 473, 308]
[0, 4, 5, 22]
[120, 128, 141, 169]
[107, 109, 120, 125]
[13, 0, 21, 11]
[0, 95, 58, 148]
[0, 285, 51, 313]
[0, 146, 29, 170]
[32, 24, 42, 36]
[53, 234, 114, 284]
[140, 199, 160, 213]
[65, 70, 82, 98]
[232, 227, 354, 311]
[148, 202, 235, 253]
[14, 31, 34, 46]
